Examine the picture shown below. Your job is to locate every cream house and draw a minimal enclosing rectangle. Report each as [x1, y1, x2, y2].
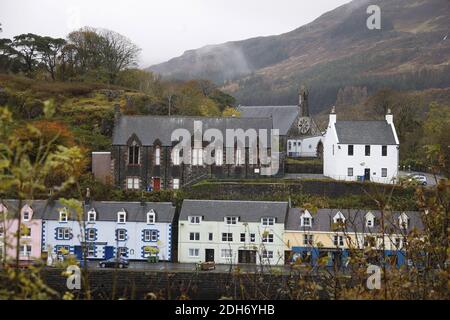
[178, 200, 288, 266]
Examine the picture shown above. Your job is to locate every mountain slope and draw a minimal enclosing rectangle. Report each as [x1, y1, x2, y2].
[149, 0, 450, 112]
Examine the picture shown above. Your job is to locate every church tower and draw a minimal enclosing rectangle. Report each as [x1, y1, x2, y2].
[299, 86, 310, 117]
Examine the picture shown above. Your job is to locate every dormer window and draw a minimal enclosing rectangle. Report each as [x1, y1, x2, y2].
[87, 209, 96, 222]
[399, 212, 410, 230]
[23, 211, 31, 222]
[300, 210, 313, 227]
[59, 209, 68, 223]
[225, 216, 238, 225]
[189, 216, 201, 224]
[128, 141, 140, 165]
[117, 210, 126, 223]
[333, 211, 346, 225]
[147, 210, 156, 224]
[261, 217, 275, 226]
[365, 212, 375, 228]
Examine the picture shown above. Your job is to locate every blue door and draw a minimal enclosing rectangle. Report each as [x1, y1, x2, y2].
[104, 246, 115, 259]
[74, 246, 82, 260]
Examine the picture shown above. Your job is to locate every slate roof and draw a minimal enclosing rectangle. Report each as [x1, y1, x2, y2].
[334, 120, 397, 145]
[0, 199, 47, 219]
[112, 115, 274, 146]
[286, 208, 423, 233]
[5, 200, 176, 223]
[179, 199, 289, 223]
[238, 106, 299, 136]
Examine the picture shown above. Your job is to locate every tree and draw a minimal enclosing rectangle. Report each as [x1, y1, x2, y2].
[12, 33, 42, 74]
[37, 37, 66, 80]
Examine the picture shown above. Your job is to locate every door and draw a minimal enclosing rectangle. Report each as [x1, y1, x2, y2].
[104, 246, 115, 259]
[364, 169, 371, 181]
[205, 249, 214, 262]
[74, 246, 82, 260]
[153, 177, 161, 191]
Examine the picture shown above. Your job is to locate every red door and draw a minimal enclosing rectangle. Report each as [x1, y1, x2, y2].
[153, 177, 161, 191]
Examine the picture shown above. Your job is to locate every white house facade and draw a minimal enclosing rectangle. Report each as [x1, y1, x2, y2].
[178, 200, 288, 266]
[41, 201, 175, 261]
[323, 108, 399, 184]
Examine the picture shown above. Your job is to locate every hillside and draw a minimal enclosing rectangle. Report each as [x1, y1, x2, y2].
[149, 0, 450, 112]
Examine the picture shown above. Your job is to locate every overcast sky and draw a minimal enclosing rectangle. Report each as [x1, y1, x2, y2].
[0, 0, 351, 67]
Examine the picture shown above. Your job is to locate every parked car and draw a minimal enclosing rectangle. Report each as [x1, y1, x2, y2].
[98, 257, 129, 269]
[409, 174, 428, 186]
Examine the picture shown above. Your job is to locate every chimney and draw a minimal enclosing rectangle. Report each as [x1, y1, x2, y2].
[329, 106, 337, 125]
[386, 108, 393, 125]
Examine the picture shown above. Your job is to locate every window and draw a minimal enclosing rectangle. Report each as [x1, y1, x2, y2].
[348, 145, 354, 156]
[347, 168, 353, 177]
[333, 212, 346, 225]
[173, 179, 180, 190]
[394, 237, 402, 248]
[189, 216, 201, 224]
[261, 217, 275, 226]
[189, 232, 200, 241]
[116, 229, 127, 241]
[364, 236, 376, 247]
[225, 216, 238, 225]
[262, 233, 274, 243]
[128, 142, 140, 165]
[126, 177, 140, 190]
[332, 144, 335, 156]
[381, 168, 387, 177]
[365, 145, 371, 156]
[240, 233, 246, 242]
[208, 233, 213, 241]
[221, 249, 232, 259]
[23, 211, 30, 221]
[59, 210, 68, 222]
[333, 235, 344, 247]
[301, 211, 313, 227]
[235, 148, 244, 166]
[57, 228, 71, 240]
[117, 211, 126, 223]
[189, 248, 199, 257]
[382, 145, 387, 157]
[155, 147, 161, 166]
[86, 229, 96, 241]
[250, 233, 256, 242]
[117, 247, 128, 257]
[222, 233, 233, 242]
[20, 225, 31, 238]
[147, 210, 156, 224]
[192, 148, 203, 166]
[20, 245, 32, 257]
[262, 250, 273, 259]
[143, 230, 158, 242]
[87, 244, 96, 257]
[303, 234, 313, 246]
[87, 209, 96, 222]
[399, 213, 410, 229]
[215, 149, 223, 166]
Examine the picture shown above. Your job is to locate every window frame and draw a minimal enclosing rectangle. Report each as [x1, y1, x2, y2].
[188, 248, 199, 257]
[382, 145, 387, 157]
[117, 211, 127, 223]
[189, 232, 200, 241]
[222, 233, 233, 242]
[348, 145, 354, 156]
[347, 167, 354, 177]
[365, 145, 371, 156]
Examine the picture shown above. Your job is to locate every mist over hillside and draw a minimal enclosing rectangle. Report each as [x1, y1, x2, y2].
[149, 0, 450, 112]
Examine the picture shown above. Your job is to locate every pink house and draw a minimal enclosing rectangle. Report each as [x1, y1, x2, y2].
[0, 200, 44, 263]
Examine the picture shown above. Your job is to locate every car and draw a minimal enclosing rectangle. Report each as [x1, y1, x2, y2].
[409, 174, 427, 186]
[98, 257, 129, 269]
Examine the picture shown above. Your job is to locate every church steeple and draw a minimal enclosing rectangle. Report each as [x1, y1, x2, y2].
[299, 86, 309, 117]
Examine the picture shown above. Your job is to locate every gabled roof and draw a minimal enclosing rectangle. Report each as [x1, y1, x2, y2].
[19, 200, 176, 223]
[0, 199, 47, 219]
[334, 120, 397, 145]
[238, 106, 299, 136]
[286, 208, 423, 233]
[112, 115, 273, 146]
[180, 199, 289, 223]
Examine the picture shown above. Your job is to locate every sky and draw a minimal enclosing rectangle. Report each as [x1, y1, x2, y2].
[0, 0, 351, 67]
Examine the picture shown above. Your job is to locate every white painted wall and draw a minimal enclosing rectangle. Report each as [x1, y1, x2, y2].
[287, 136, 323, 158]
[178, 219, 285, 266]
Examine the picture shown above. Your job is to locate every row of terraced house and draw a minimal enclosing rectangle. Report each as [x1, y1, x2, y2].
[0, 199, 421, 268]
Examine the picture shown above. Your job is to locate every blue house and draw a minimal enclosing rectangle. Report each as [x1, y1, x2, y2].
[41, 200, 176, 261]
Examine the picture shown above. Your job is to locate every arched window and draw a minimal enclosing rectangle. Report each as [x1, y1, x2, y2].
[155, 146, 161, 166]
[128, 141, 140, 165]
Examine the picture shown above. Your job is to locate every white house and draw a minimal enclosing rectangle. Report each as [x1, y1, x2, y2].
[178, 200, 288, 266]
[323, 107, 399, 184]
[41, 200, 175, 261]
